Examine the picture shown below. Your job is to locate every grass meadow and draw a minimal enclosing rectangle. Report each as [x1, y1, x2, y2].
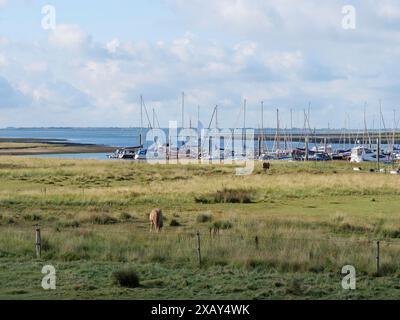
[1, 157, 400, 299]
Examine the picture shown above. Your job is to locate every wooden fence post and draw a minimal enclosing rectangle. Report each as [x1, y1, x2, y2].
[35, 225, 41, 258]
[376, 241, 380, 275]
[255, 236, 259, 249]
[196, 231, 202, 267]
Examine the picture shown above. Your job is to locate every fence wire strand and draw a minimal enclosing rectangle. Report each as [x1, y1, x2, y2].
[3, 226, 400, 246]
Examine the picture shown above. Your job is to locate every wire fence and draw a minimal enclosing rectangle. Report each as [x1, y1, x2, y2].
[7, 225, 396, 275]
[6, 225, 400, 245]
[6, 224, 400, 244]
[46, 227, 400, 245]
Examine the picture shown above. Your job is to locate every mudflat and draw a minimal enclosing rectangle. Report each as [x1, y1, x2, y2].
[0, 139, 115, 155]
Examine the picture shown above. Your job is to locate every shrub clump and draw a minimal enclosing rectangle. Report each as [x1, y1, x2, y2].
[112, 269, 140, 288]
[87, 214, 118, 225]
[4, 217, 16, 225]
[66, 220, 81, 228]
[195, 188, 255, 204]
[23, 213, 42, 222]
[381, 229, 400, 239]
[196, 213, 212, 223]
[41, 238, 52, 251]
[119, 212, 134, 221]
[170, 219, 181, 227]
[54, 220, 80, 231]
[211, 220, 233, 230]
[285, 278, 304, 295]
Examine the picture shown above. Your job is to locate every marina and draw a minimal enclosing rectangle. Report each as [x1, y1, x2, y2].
[103, 97, 400, 164]
[1, 127, 399, 164]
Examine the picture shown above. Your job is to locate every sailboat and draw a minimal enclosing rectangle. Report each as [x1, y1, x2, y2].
[110, 95, 158, 161]
[350, 146, 386, 163]
[350, 101, 387, 163]
[199, 104, 221, 161]
[259, 108, 290, 160]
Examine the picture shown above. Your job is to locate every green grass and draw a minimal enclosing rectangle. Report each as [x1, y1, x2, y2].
[0, 156, 400, 299]
[2, 259, 400, 300]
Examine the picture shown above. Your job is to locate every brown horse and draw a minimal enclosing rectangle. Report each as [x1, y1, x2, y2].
[149, 208, 163, 232]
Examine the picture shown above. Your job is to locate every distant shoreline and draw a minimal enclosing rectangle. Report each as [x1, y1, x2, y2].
[0, 138, 116, 156]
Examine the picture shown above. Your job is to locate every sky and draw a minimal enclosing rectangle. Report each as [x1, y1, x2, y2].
[0, 0, 400, 129]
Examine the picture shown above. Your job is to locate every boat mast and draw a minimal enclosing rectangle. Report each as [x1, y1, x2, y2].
[261, 101, 264, 132]
[284, 125, 288, 151]
[197, 105, 201, 160]
[275, 108, 280, 151]
[243, 99, 246, 130]
[243, 99, 247, 153]
[303, 109, 307, 148]
[181, 92, 185, 130]
[261, 101, 264, 154]
[344, 112, 351, 146]
[393, 109, 396, 152]
[378, 100, 382, 170]
[363, 103, 367, 147]
[197, 105, 200, 129]
[308, 102, 311, 138]
[290, 108, 293, 149]
[303, 103, 312, 150]
[140, 95, 143, 146]
[304, 109, 309, 161]
[215, 105, 218, 129]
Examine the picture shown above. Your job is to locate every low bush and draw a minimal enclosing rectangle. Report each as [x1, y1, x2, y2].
[23, 213, 42, 222]
[112, 269, 140, 288]
[212, 220, 233, 230]
[119, 212, 134, 221]
[86, 214, 118, 225]
[195, 188, 255, 204]
[54, 220, 80, 230]
[196, 213, 212, 223]
[169, 219, 181, 227]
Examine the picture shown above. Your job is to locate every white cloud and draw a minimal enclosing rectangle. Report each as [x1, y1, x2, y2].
[170, 33, 195, 62]
[263, 51, 304, 73]
[0, 53, 6, 67]
[233, 42, 257, 60]
[0, 76, 29, 108]
[106, 38, 120, 53]
[173, 0, 276, 35]
[377, 0, 400, 20]
[24, 61, 48, 73]
[48, 24, 89, 50]
[1, 1, 400, 127]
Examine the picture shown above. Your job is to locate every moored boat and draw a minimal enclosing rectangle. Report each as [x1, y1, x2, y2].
[350, 146, 386, 163]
